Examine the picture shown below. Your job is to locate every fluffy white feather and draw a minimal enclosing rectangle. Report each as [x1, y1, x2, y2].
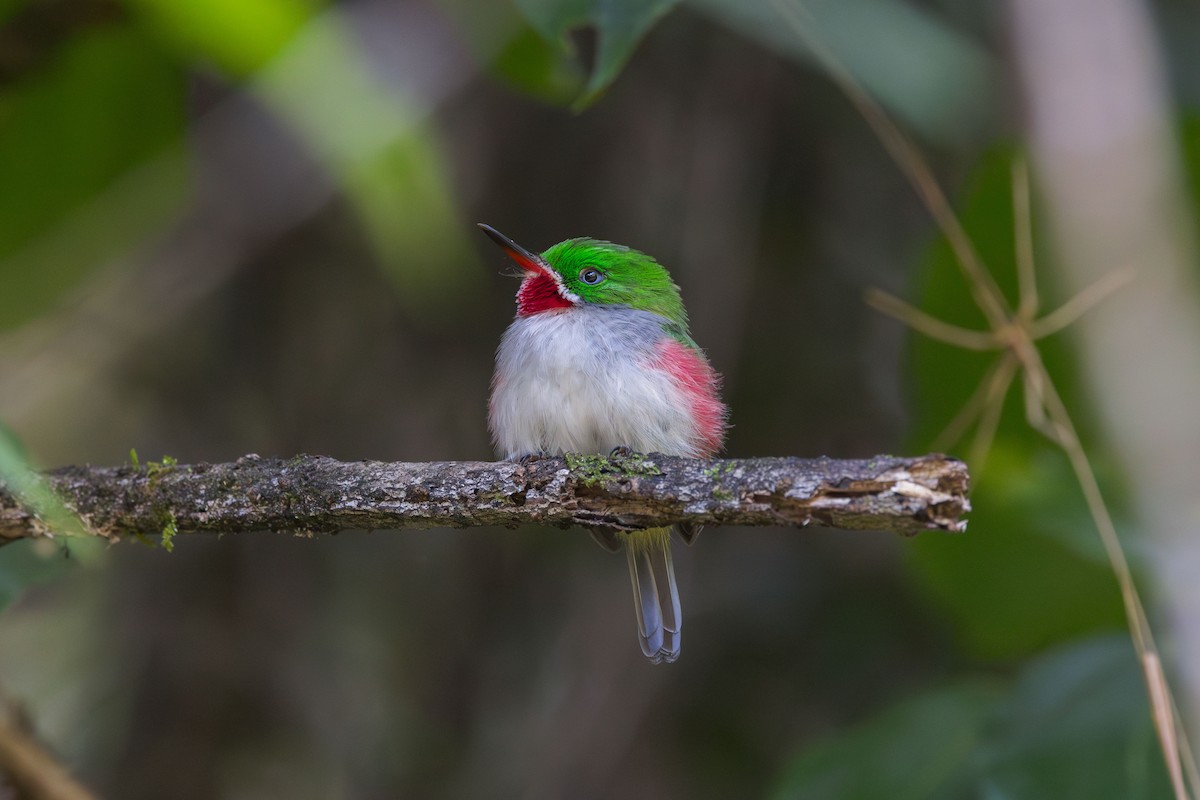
[490, 305, 699, 460]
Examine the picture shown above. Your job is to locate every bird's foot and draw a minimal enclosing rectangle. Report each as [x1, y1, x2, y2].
[609, 446, 637, 459]
[514, 453, 546, 467]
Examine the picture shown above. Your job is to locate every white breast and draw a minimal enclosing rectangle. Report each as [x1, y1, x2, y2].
[489, 306, 699, 460]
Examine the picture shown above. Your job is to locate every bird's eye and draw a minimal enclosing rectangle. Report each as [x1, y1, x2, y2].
[579, 267, 605, 285]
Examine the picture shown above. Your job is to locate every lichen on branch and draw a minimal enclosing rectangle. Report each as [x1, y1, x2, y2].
[0, 453, 969, 544]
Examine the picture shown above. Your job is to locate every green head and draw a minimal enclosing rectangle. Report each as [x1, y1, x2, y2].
[478, 224, 688, 326]
[541, 237, 688, 323]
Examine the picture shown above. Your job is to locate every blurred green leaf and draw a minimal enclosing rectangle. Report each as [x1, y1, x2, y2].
[120, 0, 316, 76]
[774, 636, 1170, 800]
[128, 0, 480, 314]
[773, 681, 1001, 800]
[438, 0, 586, 105]
[692, 0, 995, 145]
[0, 25, 185, 330]
[905, 149, 1127, 659]
[513, 0, 679, 109]
[255, 15, 480, 316]
[0, 0, 28, 22]
[0, 539, 74, 611]
[976, 636, 1171, 799]
[341, 132, 478, 308]
[491, 23, 588, 105]
[0, 422, 104, 612]
[0, 423, 84, 540]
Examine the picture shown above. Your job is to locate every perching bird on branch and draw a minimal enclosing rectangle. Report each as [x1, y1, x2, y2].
[480, 224, 727, 664]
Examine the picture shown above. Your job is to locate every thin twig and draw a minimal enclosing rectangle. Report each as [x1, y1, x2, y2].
[778, 0, 1194, 791]
[1030, 269, 1137, 339]
[931, 355, 1009, 453]
[865, 288, 1000, 351]
[771, 0, 1013, 331]
[0, 700, 95, 800]
[968, 353, 1019, 469]
[1013, 158, 1039, 317]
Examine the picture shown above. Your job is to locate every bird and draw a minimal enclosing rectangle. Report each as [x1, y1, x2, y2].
[479, 223, 727, 663]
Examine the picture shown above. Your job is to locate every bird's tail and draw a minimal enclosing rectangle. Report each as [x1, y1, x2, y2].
[623, 527, 682, 664]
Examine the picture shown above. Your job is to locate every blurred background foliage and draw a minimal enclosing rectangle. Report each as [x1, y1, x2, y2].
[0, 0, 1195, 797]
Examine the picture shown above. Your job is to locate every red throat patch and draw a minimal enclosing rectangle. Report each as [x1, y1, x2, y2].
[517, 272, 573, 316]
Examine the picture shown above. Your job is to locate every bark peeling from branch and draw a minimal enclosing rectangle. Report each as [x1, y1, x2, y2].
[0, 453, 970, 544]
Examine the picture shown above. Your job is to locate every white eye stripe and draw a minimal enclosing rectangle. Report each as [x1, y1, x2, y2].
[553, 273, 581, 303]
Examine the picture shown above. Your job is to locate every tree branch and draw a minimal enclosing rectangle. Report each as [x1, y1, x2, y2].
[0, 699, 96, 800]
[0, 453, 970, 544]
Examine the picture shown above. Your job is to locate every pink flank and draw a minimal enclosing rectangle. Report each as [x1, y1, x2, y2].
[653, 338, 726, 457]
